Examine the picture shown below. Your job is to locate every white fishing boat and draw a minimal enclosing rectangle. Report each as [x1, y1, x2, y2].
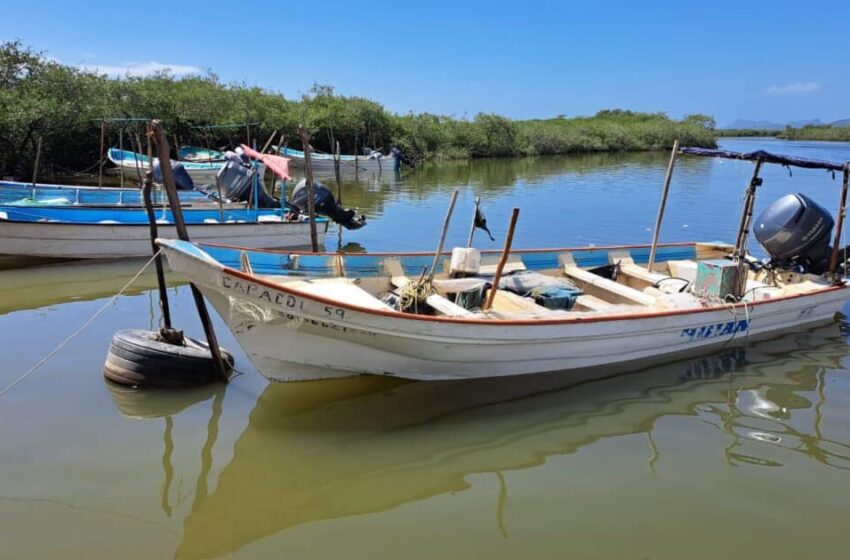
[108, 148, 223, 185]
[279, 146, 400, 176]
[157, 147, 850, 382]
[0, 208, 328, 259]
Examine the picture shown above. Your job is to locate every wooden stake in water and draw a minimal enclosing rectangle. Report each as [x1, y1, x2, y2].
[334, 140, 342, 204]
[298, 126, 320, 252]
[31, 137, 42, 199]
[98, 120, 106, 187]
[647, 139, 679, 272]
[150, 119, 229, 382]
[427, 189, 460, 283]
[483, 208, 521, 312]
[142, 174, 171, 330]
[118, 126, 125, 188]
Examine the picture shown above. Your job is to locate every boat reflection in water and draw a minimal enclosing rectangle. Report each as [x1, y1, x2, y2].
[108, 323, 850, 560]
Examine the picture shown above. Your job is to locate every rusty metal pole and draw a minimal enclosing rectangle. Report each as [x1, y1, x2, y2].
[733, 158, 764, 297]
[298, 126, 320, 252]
[150, 119, 229, 382]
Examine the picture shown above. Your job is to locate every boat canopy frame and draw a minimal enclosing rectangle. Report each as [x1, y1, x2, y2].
[648, 145, 850, 286]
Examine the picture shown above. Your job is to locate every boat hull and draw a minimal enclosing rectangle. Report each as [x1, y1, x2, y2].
[281, 149, 398, 176]
[161, 241, 850, 382]
[0, 220, 328, 259]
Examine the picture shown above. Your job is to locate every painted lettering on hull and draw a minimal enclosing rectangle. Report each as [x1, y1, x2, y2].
[681, 319, 749, 341]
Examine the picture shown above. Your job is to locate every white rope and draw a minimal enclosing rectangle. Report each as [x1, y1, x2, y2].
[0, 250, 162, 399]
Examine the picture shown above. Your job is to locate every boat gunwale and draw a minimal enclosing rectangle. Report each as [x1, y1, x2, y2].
[197, 239, 706, 258]
[172, 240, 849, 327]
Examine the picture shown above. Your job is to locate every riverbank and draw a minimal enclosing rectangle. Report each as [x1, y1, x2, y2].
[1, 41, 716, 179]
[717, 126, 850, 142]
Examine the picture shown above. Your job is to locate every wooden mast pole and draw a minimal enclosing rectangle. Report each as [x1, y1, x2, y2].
[828, 163, 850, 277]
[483, 208, 521, 311]
[98, 120, 106, 187]
[31, 137, 42, 198]
[427, 189, 460, 283]
[150, 119, 229, 382]
[298, 126, 319, 252]
[647, 139, 679, 271]
[467, 195, 481, 248]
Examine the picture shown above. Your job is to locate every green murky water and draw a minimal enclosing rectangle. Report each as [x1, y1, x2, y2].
[1, 138, 849, 559]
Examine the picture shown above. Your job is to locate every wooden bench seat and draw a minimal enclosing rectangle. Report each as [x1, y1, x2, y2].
[559, 253, 656, 306]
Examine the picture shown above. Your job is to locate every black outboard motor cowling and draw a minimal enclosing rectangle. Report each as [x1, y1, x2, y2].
[754, 193, 834, 273]
[209, 151, 279, 208]
[153, 159, 195, 190]
[290, 179, 366, 230]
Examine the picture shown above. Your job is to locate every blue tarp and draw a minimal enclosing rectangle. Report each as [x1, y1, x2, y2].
[680, 147, 848, 172]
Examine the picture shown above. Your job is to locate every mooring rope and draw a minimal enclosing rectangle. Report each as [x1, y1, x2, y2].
[0, 250, 162, 399]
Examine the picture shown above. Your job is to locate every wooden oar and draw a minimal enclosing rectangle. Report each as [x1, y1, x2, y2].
[483, 208, 520, 311]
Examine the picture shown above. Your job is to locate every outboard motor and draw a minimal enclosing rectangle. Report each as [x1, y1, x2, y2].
[153, 159, 195, 190]
[212, 151, 279, 208]
[290, 179, 366, 230]
[754, 193, 834, 273]
[391, 146, 413, 170]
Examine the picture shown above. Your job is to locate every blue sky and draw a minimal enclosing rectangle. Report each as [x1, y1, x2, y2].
[3, 0, 848, 125]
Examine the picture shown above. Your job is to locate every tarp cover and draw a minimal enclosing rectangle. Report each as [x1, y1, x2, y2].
[240, 144, 291, 180]
[680, 147, 848, 172]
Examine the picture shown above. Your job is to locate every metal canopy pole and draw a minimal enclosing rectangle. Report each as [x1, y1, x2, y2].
[647, 139, 679, 271]
[733, 158, 764, 296]
[828, 163, 850, 277]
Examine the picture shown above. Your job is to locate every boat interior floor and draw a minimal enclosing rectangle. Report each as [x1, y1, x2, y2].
[247, 247, 837, 321]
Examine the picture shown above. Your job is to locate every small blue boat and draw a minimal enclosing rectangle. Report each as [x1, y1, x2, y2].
[0, 203, 328, 259]
[178, 146, 226, 162]
[0, 180, 211, 206]
[108, 148, 223, 184]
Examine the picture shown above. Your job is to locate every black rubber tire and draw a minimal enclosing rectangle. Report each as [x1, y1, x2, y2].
[103, 329, 233, 388]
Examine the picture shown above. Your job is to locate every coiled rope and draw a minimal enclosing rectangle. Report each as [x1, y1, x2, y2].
[0, 250, 162, 399]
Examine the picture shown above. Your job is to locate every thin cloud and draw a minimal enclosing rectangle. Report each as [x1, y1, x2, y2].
[78, 61, 201, 77]
[766, 82, 820, 95]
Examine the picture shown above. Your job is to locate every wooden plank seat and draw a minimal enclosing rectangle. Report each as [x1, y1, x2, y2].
[559, 253, 656, 306]
[572, 294, 615, 312]
[607, 251, 689, 293]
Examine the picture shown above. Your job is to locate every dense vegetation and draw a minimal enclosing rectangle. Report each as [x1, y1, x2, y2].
[718, 126, 850, 141]
[0, 41, 716, 179]
[716, 129, 781, 138]
[781, 125, 850, 142]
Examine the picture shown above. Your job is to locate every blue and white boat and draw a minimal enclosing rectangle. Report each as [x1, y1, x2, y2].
[0, 204, 328, 259]
[178, 146, 226, 162]
[279, 146, 400, 176]
[0, 180, 211, 206]
[108, 148, 223, 184]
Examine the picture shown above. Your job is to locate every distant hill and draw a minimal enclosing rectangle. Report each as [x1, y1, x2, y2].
[722, 117, 850, 130]
[722, 119, 784, 131]
[788, 118, 823, 127]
